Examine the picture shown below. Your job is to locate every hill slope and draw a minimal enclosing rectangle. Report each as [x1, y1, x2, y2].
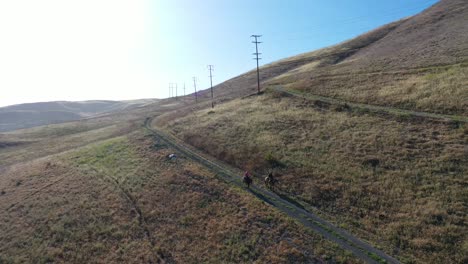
[0, 98, 361, 263]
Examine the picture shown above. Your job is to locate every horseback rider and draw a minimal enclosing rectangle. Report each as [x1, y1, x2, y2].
[243, 170, 253, 188]
[267, 171, 274, 181]
[265, 170, 277, 189]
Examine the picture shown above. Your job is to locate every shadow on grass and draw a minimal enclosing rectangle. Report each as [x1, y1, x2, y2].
[274, 191, 306, 210]
[246, 188, 276, 207]
[246, 186, 306, 212]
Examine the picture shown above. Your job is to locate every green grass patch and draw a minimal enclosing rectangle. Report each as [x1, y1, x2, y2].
[71, 136, 142, 187]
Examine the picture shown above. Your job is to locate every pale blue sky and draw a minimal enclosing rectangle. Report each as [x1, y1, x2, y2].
[0, 0, 438, 107]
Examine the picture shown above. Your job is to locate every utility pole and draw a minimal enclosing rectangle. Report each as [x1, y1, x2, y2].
[169, 83, 173, 98]
[192, 77, 198, 103]
[175, 83, 178, 100]
[208, 65, 214, 108]
[251, 35, 262, 94]
[183, 82, 186, 97]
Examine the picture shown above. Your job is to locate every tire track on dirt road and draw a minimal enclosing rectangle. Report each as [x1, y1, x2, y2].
[144, 117, 400, 264]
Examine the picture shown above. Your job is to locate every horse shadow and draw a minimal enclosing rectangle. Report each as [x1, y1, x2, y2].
[246, 188, 276, 207]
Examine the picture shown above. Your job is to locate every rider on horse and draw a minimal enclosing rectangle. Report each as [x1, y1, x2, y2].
[265, 170, 277, 189]
[243, 171, 253, 188]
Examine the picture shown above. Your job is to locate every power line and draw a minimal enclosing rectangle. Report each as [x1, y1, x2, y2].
[215, 45, 382, 93]
[243, 2, 437, 71]
[258, 1, 436, 53]
[265, 0, 436, 38]
[251, 35, 262, 94]
[169, 1, 436, 102]
[208, 65, 214, 108]
[252, 41, 390, 73]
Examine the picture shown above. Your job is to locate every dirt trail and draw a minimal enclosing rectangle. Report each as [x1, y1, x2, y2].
[272, 86, 468, 123]
[145, 117, 401, 264]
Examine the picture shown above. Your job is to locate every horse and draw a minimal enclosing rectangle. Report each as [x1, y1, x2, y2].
[243, 175, 253, 188]
[264, 173, 277, 189]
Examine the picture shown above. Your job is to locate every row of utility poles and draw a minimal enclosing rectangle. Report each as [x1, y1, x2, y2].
[168, 78, 198, 102]
[168, 82, 188, 99]
[168, 35, 262, 108]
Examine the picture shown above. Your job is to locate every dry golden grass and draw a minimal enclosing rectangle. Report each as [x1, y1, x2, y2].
[0, 153, 153, 263]
[380, 65, 468, 114]
[126, 133, 360, 263]
[0, 126, 362, 263]
[166, 93, 468, 264]
[2, 3, 468, 260]
[279, 63, 468, 116]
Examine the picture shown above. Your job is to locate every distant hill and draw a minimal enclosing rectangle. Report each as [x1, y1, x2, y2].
[0, 99, 158, 132]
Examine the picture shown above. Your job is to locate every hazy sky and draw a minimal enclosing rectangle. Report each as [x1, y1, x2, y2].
[0, 0, 438, 107]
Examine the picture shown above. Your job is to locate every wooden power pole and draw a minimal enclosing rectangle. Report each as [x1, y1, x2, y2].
[208, 65, 214, 108]
[251, 35, 262, 94]
[192, 77, 198, 103]
[169, 83, 174, 98]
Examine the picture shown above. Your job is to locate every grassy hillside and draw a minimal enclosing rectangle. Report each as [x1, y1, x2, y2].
[164, 92, 467, 263]
[0, 96, 368, 263]
[1, 0, 467, 263]
[0, 121, 360, 263]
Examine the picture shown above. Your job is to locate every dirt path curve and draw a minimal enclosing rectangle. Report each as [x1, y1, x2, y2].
[144, 117, 400, 264]
[272, 86, 468, 123]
